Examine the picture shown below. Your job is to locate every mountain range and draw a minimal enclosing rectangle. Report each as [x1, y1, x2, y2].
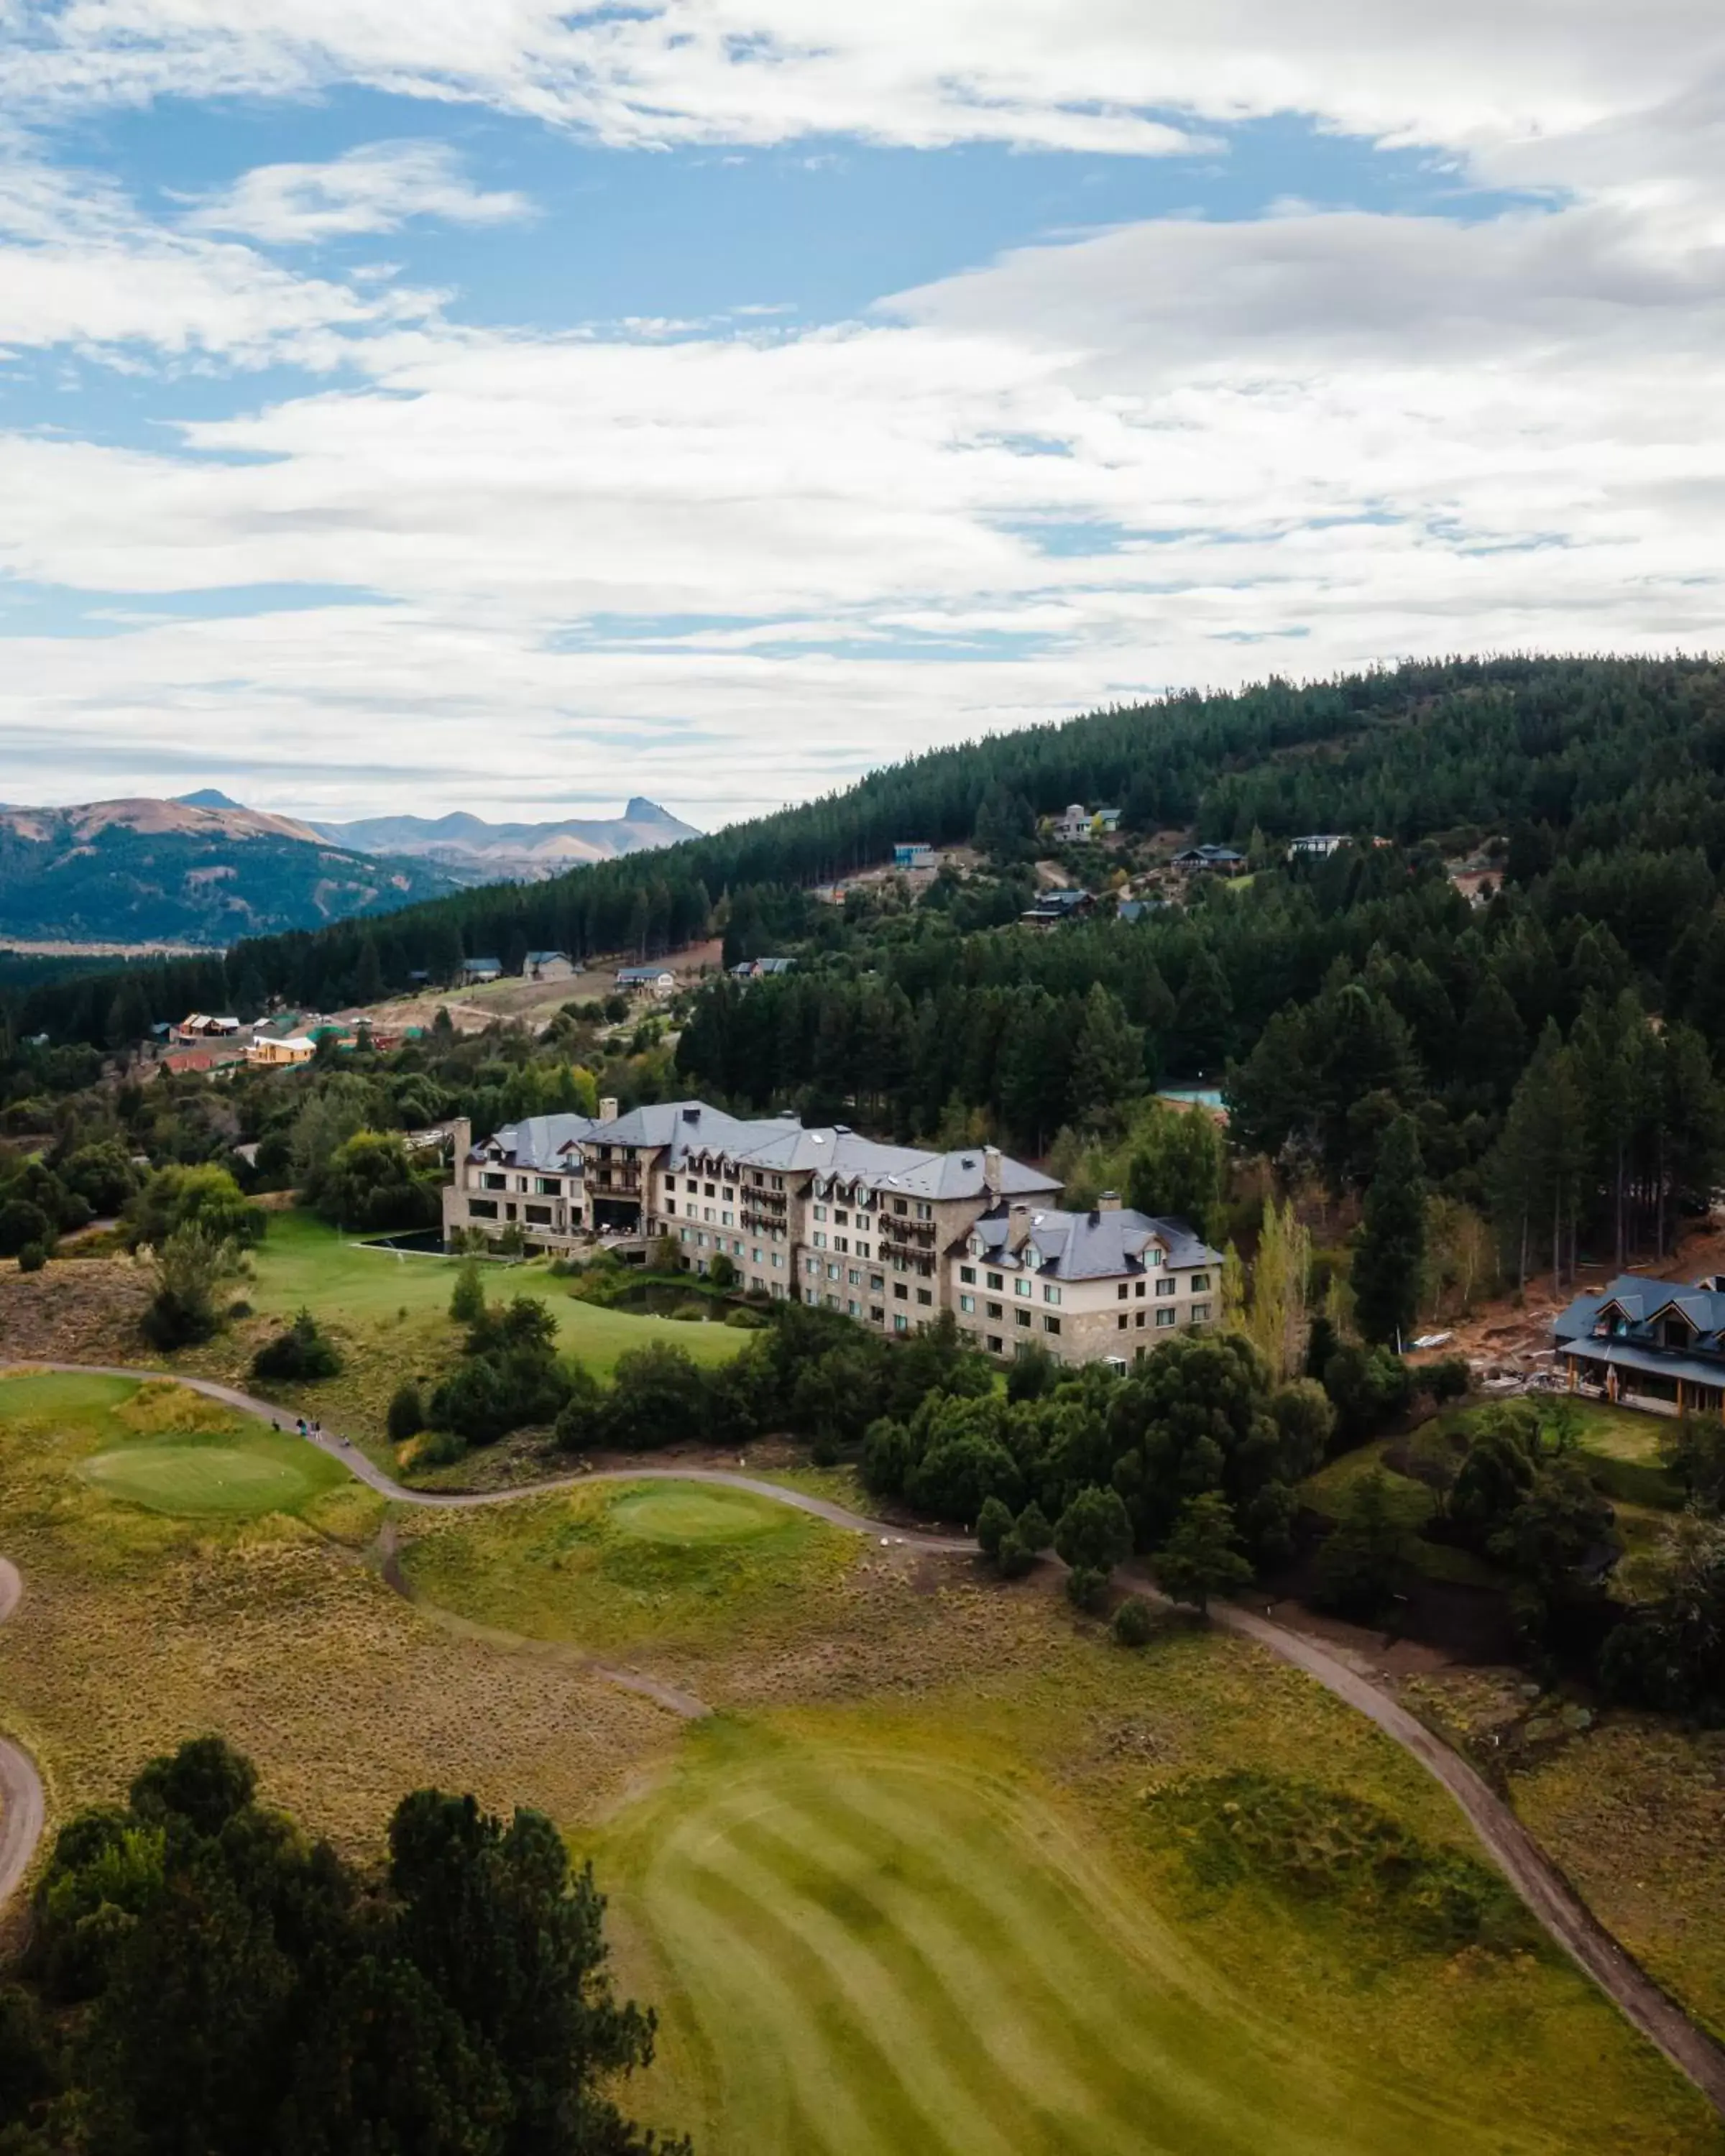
[310, 798, 700, 885]
[0, 792, 698, 948]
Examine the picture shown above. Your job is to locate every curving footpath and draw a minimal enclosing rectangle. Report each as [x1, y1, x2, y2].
[0, 1557, 45, 1915]
[4, 1359, 1725, 2118]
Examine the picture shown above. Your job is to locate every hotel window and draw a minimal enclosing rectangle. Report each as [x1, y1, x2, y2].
[772, 1253, 785, 1268]
[704, 1182, 715, 1198]
[1015, 1279, 1031, 1299]
[894, 1314, 908, 1333]
[856, 1242, 870, 1260]
[1043, 1316, 1061, 1336]
[482, 1171, 507, 1190]
[686, 1179, 698, 1194]
[679, 1227, 691, 1244]
[1118, 1314, 1128, 1330]
[961, 1265, 977, 1285]
[696, 1233, 709, 1249]
[535, 1176, 560, 1195]
[773, 1175, 784, 1191]
[814, 1230, 827, 1249]
[814, 1204, 828, 1222]
[915, 1202, 933, 1222]
[870, 1273, 885, 1293]
[723, 1187, 735, 1202]
[870, 1307, 885, 1325]
[986, 1335, 1003, 1354]
[753, 1248, 763, 1265]
[847, 1299, 860, 1317]
[835, 1210, 849, 1226]
[986, 1271, 1004, 1291]
[894, 1283, 908, 1301]
[1192, 1304, 1213, 1324]
[1156, 1276, 1174, 1296]
[835, 1236, 849, 1254]
[848, 1267, 862, 1286]
[1117, 1284, 1128, 1301]
[1016, 1309, 1031, 1327]
[1043, 1284, 1061, 1307]
[960, 1293, 975, 1314]
[916, 1289, 932, 1307]
[805, 1258, 819, 1278]
[665, 1199, 676, 1215]
[1156, 1307, 1176, 1327]
[721, 1210, 733, 1228]
[893, 1199, 908, 1215]
[1190, 1273, 1210, 1292]
[986, 1302, 1003, 1320]
[468, 1199, 498, 1220]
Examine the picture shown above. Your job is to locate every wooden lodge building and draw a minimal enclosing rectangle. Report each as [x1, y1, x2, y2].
[1552, 1275, 1725, 1416]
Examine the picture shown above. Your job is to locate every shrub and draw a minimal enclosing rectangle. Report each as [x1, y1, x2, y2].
[975, 1496, 1014, 1560]
[17, 1242, 47, 1274]
[140, 1222, 244, 1349]
[996, 1533, 1035, 1580]
[0, 1199, 53, 1261]
[1015, 1500, 1052, 1552]
[1064, 1565, 1110, 1614]
[415, 1427, 468, 1468]
[1053, 1485, 1133, 1575]
[387, 1383, 426, 1443]
[252, 1309, 343, 1383]
[707, 1252, 738, 1291]
[670, 1301, 709, 1322]
[1112, 1595, 1156, 1648]
[1424, 1355, 1471, 1403]
[449, 1260, 487, 1327]
[724, 1305, 768, 1329]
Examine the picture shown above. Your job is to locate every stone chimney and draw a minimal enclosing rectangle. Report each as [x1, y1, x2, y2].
[1097, 1189, 1122, 1212]
[599, 1096, 619, 1123]
[452, 1117, 472, 1185]
[983, 1144, 1003, 1197]
[1008, 1201, 1032, 1253]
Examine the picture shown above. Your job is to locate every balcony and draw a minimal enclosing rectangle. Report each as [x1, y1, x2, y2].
[878, 1215, 938, 1251]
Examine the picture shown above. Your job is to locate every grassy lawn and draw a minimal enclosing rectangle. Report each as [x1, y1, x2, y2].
[162, 1211, 749, 1457]
[1299, 1442, 1503, 1590]
[246, 1211, 745, 1374]
[5, 1371, 1721, 2154]
[1513, 1718, 1725, 2050]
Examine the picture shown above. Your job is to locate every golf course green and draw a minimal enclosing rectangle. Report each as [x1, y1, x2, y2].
[593, 1722, 1591, 2156]
[607, 1485, 785, 1544]
[79, 1426, 348, 1518]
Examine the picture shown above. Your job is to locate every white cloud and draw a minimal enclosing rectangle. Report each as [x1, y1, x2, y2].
[1, 175, 1721, 819]
[0, 141, 439, 363]
[1, 7, 1724, 817]
[2, 0, 1722, 184]
[180, 141, 530, 244]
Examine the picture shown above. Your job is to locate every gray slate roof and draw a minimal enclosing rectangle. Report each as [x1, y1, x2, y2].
[965, 1203, 1219, 1281]
[471, 1097, 1059, 1199]
[1554, 1274, 1725, 1363]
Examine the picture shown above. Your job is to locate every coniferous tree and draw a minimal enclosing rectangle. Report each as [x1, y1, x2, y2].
[1354, 1114, 1426, 1348]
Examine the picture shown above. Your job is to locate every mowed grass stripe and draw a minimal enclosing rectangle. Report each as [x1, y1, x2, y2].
[722, 1794, 1192, 2156]
[779, 1759, 1496, 2156]
[676, 1764, 1218, 2134]
[649, 1841, 980, 2156]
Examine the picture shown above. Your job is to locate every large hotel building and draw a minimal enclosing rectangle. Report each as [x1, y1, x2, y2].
[443, 1099, 1221, 1366]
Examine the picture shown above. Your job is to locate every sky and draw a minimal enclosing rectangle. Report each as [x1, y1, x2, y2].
[1, 4, 1722, 829]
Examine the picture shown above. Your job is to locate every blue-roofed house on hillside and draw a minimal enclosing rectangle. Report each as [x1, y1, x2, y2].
[1552, 1273, 1725, 1416]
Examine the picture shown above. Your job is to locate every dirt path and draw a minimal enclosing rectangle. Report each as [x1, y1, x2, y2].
[6, 1358, 1725, 2119]
[0, 1558, 45, 1915]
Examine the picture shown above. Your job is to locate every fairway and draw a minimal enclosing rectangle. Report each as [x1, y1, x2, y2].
[595, 1725, 1588, 2156]
[247, 1211, 745, 1373]
[80, 1435, 342, 1518]
[608, 1486, 783, 1544]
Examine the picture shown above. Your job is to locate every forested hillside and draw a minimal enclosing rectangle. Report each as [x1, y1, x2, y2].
[13, 654, 1725, 1298]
